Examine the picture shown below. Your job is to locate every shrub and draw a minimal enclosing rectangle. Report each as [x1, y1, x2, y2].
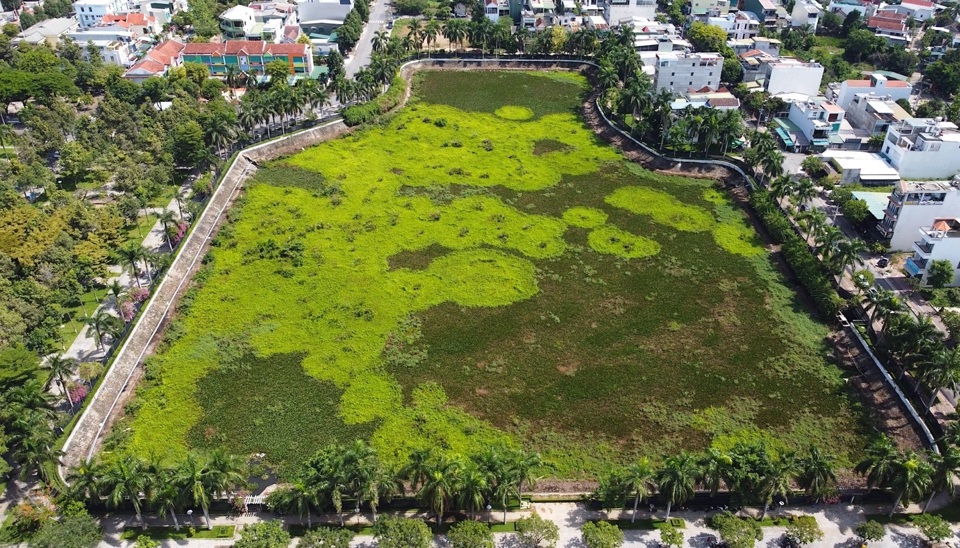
[659, 524, 684, 547]
[784, 517, 823, 546]
[708, 512, 762, 548]
[447, 520, 494, 548]
[372, 517, 432, 548]
[343, 76, 406, 126]
[515, 514, 560, 548]
[913, 513, 951, 543]
[856, 520, 885, 543]
[581, 521, 623, 548]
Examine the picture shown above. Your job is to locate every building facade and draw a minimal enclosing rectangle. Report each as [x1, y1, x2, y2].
[826, 73, 912, 110]
[785, 98, 844, 151]
[73, 0, 127, 29]
[880, 118, 960, 180]
[652, 52, 722, 94]
[879, 180, 960, 251]
[791, 0, 821, 30]
[905, 218, 960, 285]
[763, 58, 824, 97]
[66, 25, 138, 65]
[298, 0, 353, 35]
[180, 41, 314, 79]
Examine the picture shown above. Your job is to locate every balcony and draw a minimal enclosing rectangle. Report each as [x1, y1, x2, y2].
[914, 240, 935, 256]
[905, 256, 927, 277]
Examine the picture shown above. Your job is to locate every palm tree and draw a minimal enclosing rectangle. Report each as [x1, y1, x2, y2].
[13, 422, 62, 483]
[424, 18, 442, 52]
[67, 460, 106, 504]
[791, 178, 817, 210]
[270, 479, 319, 527]
[157, 210, 178, 251]
[831, 238, 867, 278]
[86, 308, 122, 349]
[225, 65, 239, 100]
[102, 455, 149, 529]
[457, 462, 489, 520]
[177, 452, 213, 529]
[401, 448, 435, 492]
[717, 109, 743, 155]
[343, 440, 380, 520]
[797, 446, 836, 503]
[769, 176, 796, 205]
[887, 452, 934, 517]
[203, 448, 246, 526]
[372, 30, 389, 54]
[153, 467, 184, 531]
[621, 458, 656, 523]
[797, 208, 827, 246]
[698, 448, 731, 498]
[306, 446, 350, 526]
[597, 62, 618, 92]
[511, 450, 542, 496]
[920, 347, 960, 407]
[417, 456, 461, 525]
[856, 436, 900, 493]
[43, 355, 77, 407]
[474, 448, 514, 524]
[118, 243, 146, 288]
[924, 446, 960, 512]
[657, 453, 699, 520]
[760, 454, 796, 519]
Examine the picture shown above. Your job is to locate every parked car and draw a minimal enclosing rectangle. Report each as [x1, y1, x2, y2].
[877, 256, 889, 268]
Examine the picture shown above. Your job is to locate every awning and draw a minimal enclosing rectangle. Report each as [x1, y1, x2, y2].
[905, 257, 922, 276]
[774, 127, 794, 147]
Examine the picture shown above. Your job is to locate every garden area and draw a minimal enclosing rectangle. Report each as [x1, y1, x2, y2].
[113, 70, 871, 480]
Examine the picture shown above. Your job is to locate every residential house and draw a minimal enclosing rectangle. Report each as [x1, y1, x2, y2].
[879, 180, 960, 251]
[791, 0, 821, 30]
[773, 98, 843, 151]
[602, 0, 656, 24]
[866, 12, 909, 45]
[220, 3, 296, 43]
[825, 0, 877, 18]
[622, 17, 689, 52]
[127, 0, 188, 26]
[66, 25, 138, 65]
[521, 0, 556, 29]
[180, 40, 314, 80]
[742, 0, 787, 28]
[738, 48, 778, 82]
[826, 73, 912, 110]
[843, 92, 911, 139]
[691, 0, 730, 17]
[686, 86, 741, 110]
[653, 52, 722, 94]
[100, 12, 162, 35]
[707, 11, 761, 40]
[73, 0, 127, 29]
[881, 118, 960, 179]
[880, 0, 936, 21]
[903, 218, 960, 284]
[123, 38, 184, 82]
[14, 17, 78, 46]
[728, 36, 780, 56]
[764, 58, 824, 97]
[484, 0, 511, 22]
[298, 0, 353, 35]
[821, 150, 901, 185]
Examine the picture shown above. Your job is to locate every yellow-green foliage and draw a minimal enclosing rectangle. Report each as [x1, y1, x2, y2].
[562, 207, 608, 229]
[494, 105, 535, 121]
[121, 71, 863, 474]
[587, 225, 660, 259]
[606, 187, 716, 232]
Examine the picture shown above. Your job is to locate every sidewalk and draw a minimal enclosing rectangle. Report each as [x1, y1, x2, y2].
[90, 501, 960, 548]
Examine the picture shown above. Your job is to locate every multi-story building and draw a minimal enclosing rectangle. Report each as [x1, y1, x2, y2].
[126, 0, 188, 26]
[879, 180, 960, 251]
[220, 3, 296, 42]
[791, 0, 821, 30]
[880, 118, 960, 180]
[825, 0, 877, 18]
[691, 0, 730, 17]
[73, 0, 127, 29]
[123, 38, 184, 82]
[866, 12, 909, 44]
[602, 0, 656, 24]
[843, 93, 911, 139]
[66, 25, 138, 65]
[100, 12, 162, 36]
[763, 58, 824, 97]
[826, 73, 912, 110]
[298, 0, 353, 35]
[776, 98, 844, 151]
[880, 0, 936, 21]
[904, 217, 960, 285]
[484, 0, 511, 22]
[742, 0, 786, 28]
[821, 150, 901, 185]
[14, 17, 79, 46]
[728, 36, 780, 56]
[180, 41, 314, 79]
[738, 48, 778, 83]
[708, 11, 761, 39]
[653, 52, 722, 94]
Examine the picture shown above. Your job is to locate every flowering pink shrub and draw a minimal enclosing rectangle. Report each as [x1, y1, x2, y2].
[68, 385, 89, 405]
[130, 287, 149, 303]
[120, 300, 136, 322]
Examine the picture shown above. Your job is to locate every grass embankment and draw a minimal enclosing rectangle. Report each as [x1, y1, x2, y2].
[117, 71, 868, 478]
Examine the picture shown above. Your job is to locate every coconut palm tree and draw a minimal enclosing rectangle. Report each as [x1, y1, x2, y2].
[153, 467, 185, 531]
[831, 238, 867, 278]
[372, 30, 390, 54]
[760, 453, 797, 519]
[887, 452, 934, 517]
[797, 208, 828, 245]
[717, 109, 743, 155]
[86, 309, 122, 350]
[13, 421, 62, 483]
[698, 448, 731, 498]
[797, 446, 836, 503]
[657, 453, 699, 520]
[269, 479, 319, 527]
[474, 447, 514, 524]
[102, 455, 149, 529]
[424, 18, 442, 52]
[621, 458, 656, 523]
[856, 436, 900, 493]
[306, 446, 351, 526]
[118, 243, 146, 288]
[401, 448, 435, 492]
[158, 210, 177, 250]
[791, 178, 817, 210]
[417, 456, 461, 525]
[924, 446, 960, 512]
[457, 462, 489, 520]
[43, 355, 77, 407]
[920, 347, 960, 407]
[177, 452, 213, 529]
[67, 459, 107, 504]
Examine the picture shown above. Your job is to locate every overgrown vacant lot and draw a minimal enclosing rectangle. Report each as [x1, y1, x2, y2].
[119, 71, 869, 477]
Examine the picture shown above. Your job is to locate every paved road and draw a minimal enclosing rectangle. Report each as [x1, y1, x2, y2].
[345, 0, 392, 77]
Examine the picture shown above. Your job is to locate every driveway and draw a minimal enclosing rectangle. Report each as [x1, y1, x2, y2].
[345, 0, 392, 77]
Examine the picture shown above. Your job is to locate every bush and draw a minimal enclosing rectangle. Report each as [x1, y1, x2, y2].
[659, 524, 684, 547]
[343, 76, 406, 126]
[708, 512, 762, 548]
[581, 521, 623, 548]
[515, 514, 560, 548]
[234, 521, 290, 548]
[447, 520, 494, 548]
[784, 517, 823, 546]
[372, 517, 432, 548]
[856, 520, 885, 543]
[913, 513, 951, 543]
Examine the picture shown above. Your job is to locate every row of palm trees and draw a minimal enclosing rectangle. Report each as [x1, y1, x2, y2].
[857, 436, 960, 516]
[67, 449, 247, 531]
[267, 441, 541, 527]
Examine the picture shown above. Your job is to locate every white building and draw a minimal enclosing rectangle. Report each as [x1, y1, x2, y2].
[602, 0, 656, 24]
[298, 0, 353, 35]
[66, 25, 138, 65]
[14, 17, 78, 45]
[904, 218, 960, 285]
[880, 0, 937, 21]
[843, 93, 911, 138]
[73, 0, 127, 29]
[763, 58, 824, 97]
[821, 150, 901, 185]
[825, 0, 877, 17]
[881, 118, 960, 180]
[791, 0, 821, 30]
[220, 3, 296, 42]
[783, 98, 844, 151]
[484, 0, 511, 22]
[880, 180, 960, 251]
[826, 74, 913, 110]
[708, 11, 761, 39]
[653, 52, 722, 94]
[691, 0, 730, 17]
[127, 0, 188, 26]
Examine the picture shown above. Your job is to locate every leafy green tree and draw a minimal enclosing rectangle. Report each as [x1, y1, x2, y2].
[581, 521, 623, 548]
[686, 22, 728, 52]
[709, 512, 762, 548]
[912, 513, 951, 543]
[234, 520, 290, 548]
[265, 60, 291, 86]
[796, 446, 836, 503]
[888, 452, 934, 517]
[657, 452, 699, 519]
[856, 520, 885, 543]
[170, 120, 207, 169]
[299, 527, 353, 548]
[515, 513, 559, 548]
[841, 198, 871, 227]
[133, 536, 161, 548]
[784, 518, 823, 546]
[28, 512, 102, 548]
[447, 519, 494, 548]
[927, 259, 955, 289]
[659, 525, 683, 547]
[372, 516, 432, 548]
[845, 30, 885, 63]
[620, 458, 656, 523]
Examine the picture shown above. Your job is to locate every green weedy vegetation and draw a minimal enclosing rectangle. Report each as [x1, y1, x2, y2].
[119, 71, 866, 477]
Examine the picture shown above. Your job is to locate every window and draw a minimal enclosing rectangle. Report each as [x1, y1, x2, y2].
[689, 81, 693, 85]
[671, 72, 675, 76]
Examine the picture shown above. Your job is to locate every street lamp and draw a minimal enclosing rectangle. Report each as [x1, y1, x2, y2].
[486, 504, 492, 524]
[187, 509, 194, 526]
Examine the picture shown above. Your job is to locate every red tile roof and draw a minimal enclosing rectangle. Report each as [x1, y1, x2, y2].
[183, 42, 223, 54]
[868, 17, 907, 31]
[709, 97, 741, 107]
[127, 59, 165, 74]
[265, 43, 306, 55]
[886, 80, 910, 87]
[844, 79, 872, 87]
[182, 40, 307, 58]
[903, 0, 934, 7]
